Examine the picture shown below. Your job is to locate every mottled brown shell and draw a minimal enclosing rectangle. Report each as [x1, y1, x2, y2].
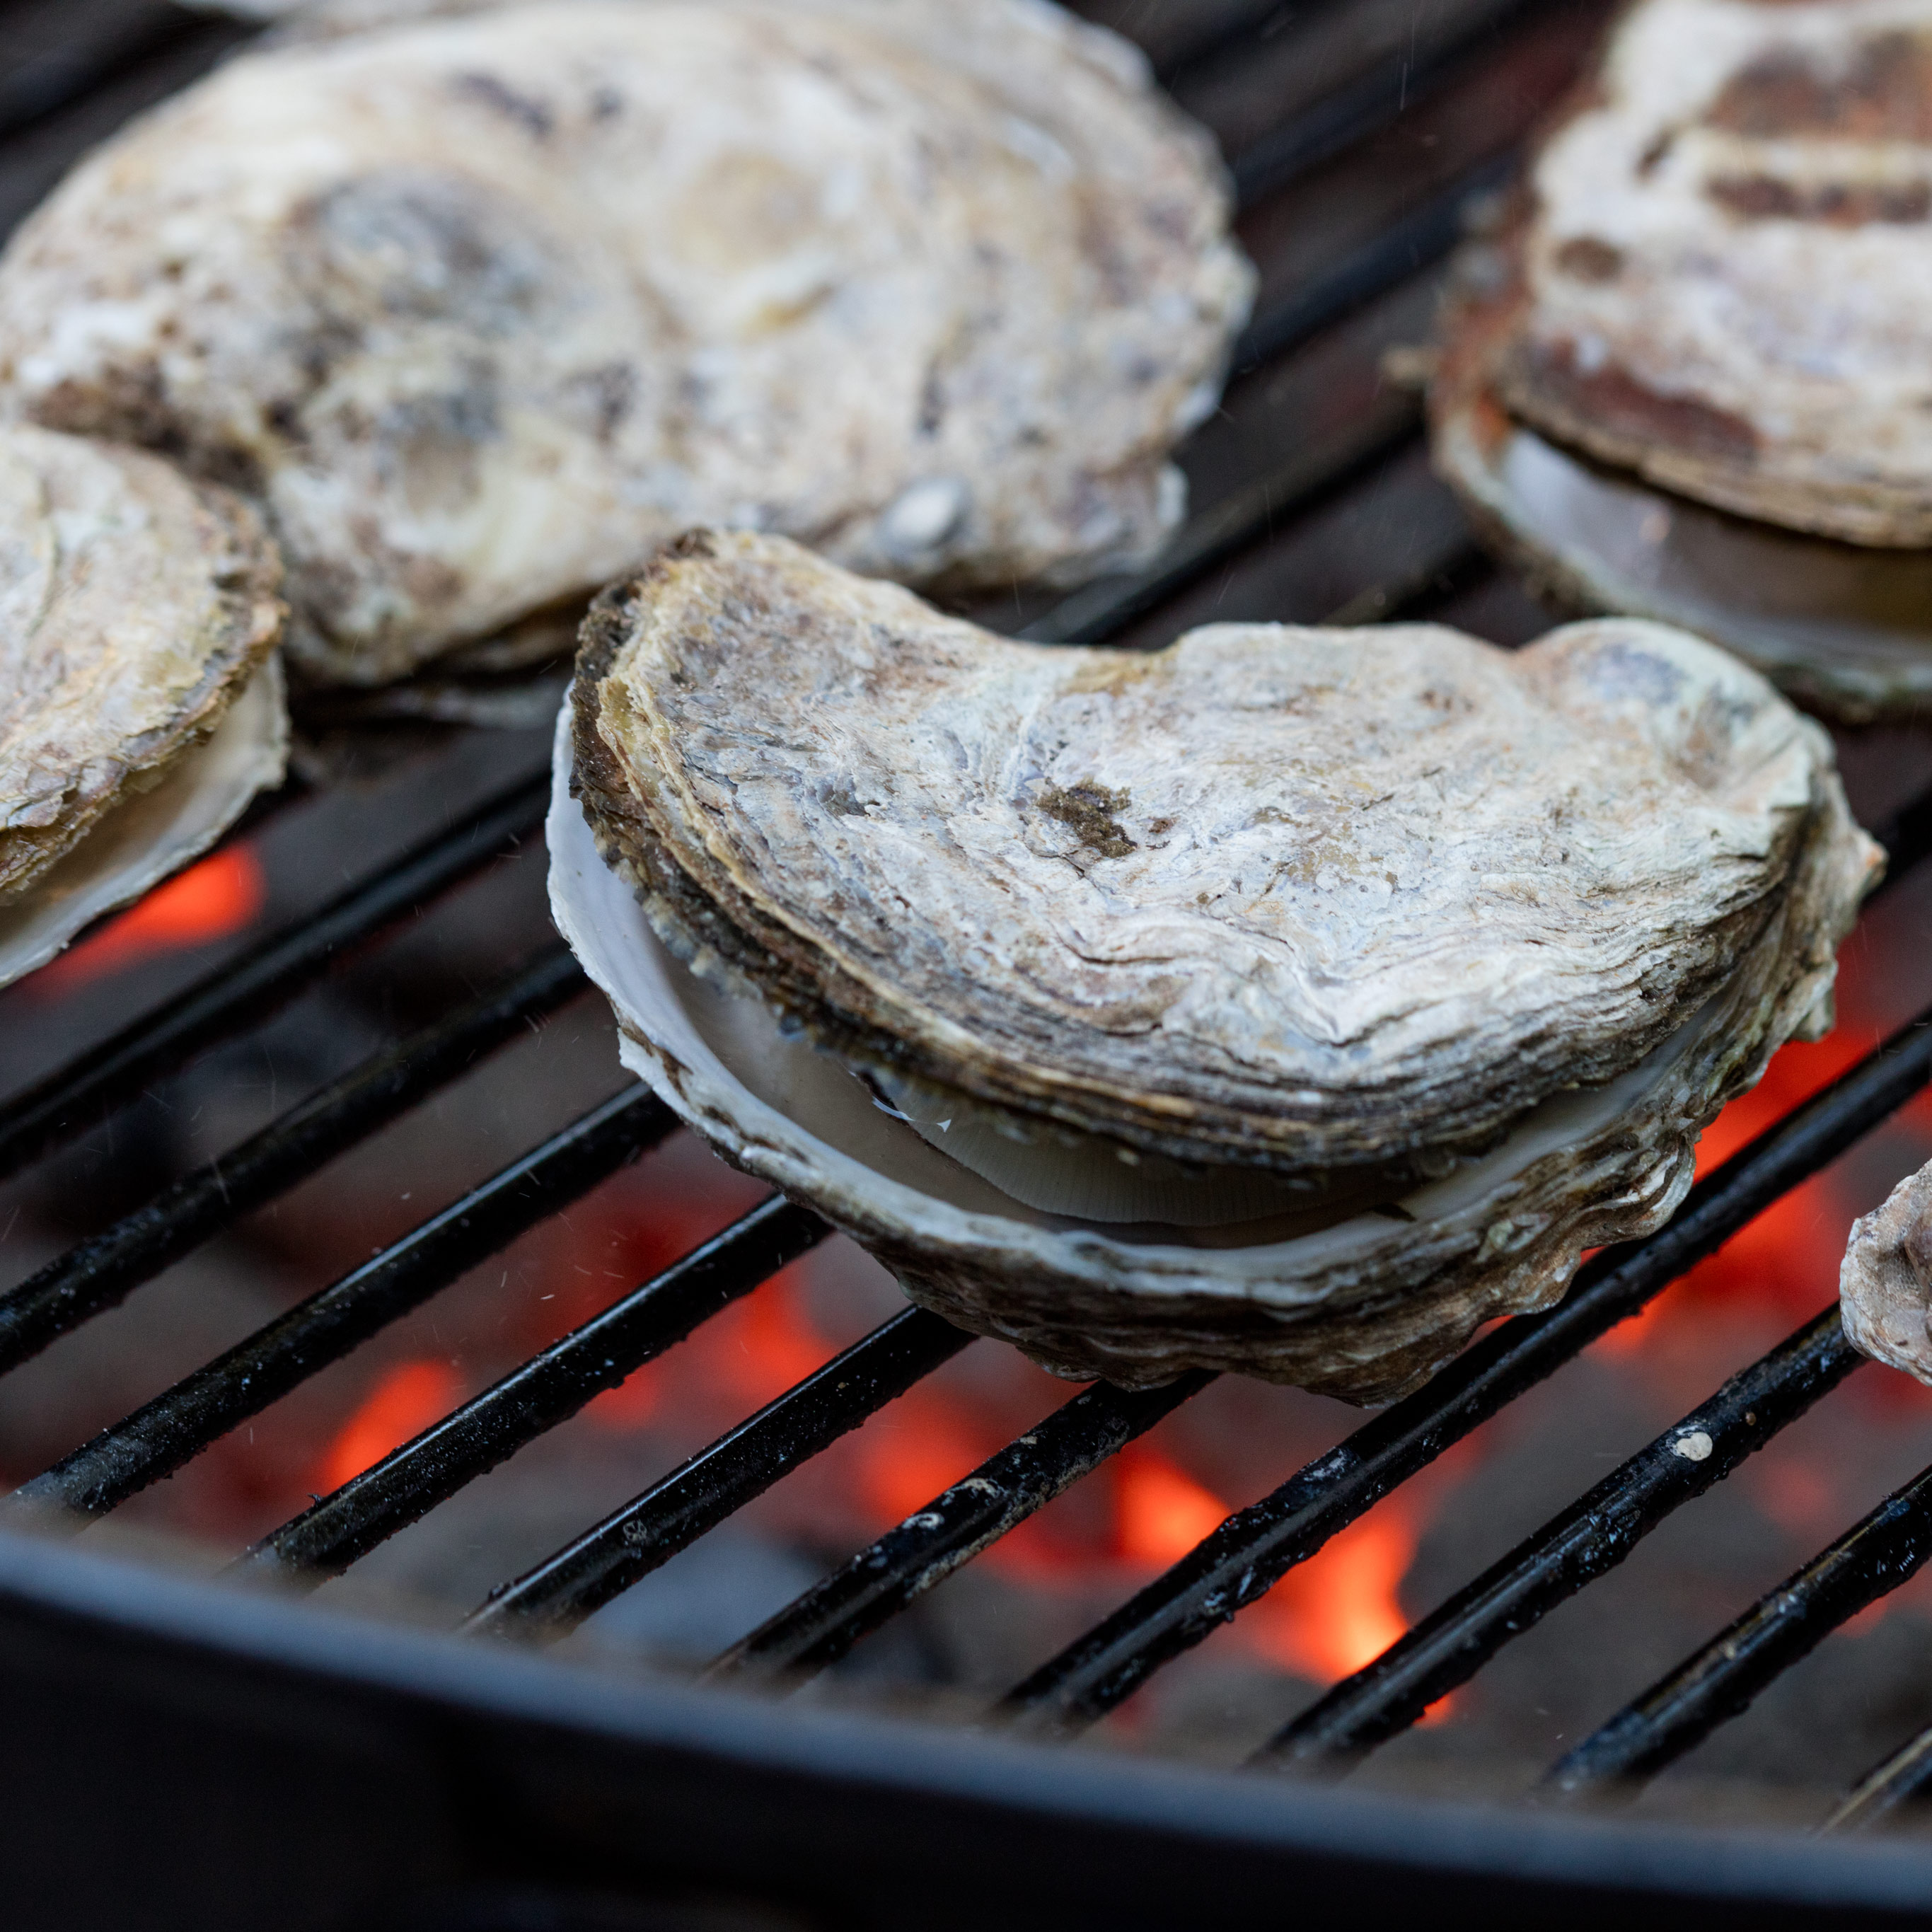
[0, 0, 1250, 685]
[573, 529, 1878, 1181]
[0, 424, 284, 903]
[1453, 0, 1932, 548]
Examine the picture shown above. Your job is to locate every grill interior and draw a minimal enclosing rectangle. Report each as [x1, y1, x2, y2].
[11, 0, 1932, 1924]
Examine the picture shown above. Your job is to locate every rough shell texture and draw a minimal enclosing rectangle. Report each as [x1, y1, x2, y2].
[0, 0, 1251, 686]
[0, 659, 287, 992]
[0, 424, 284, 902]
[572, 529, 1878, 1181]
[1470, 0, 1932, 548]
[1841, 1161, 1932, 1385]
[1430, 370, 1932, 726]
[551, 699, 1873, 1401]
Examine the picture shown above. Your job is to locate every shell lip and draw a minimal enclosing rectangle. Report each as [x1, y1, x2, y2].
[0, 654, 290, 994]
[1432, 363, 1932, 726]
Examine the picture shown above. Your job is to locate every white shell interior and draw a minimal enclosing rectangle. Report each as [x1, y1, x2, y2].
[1445, 404, 1932, 719]
[548, 697, 1725, 1285]
[0, 657, 289, 993]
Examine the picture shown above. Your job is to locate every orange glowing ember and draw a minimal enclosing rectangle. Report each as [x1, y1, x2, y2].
[33, 846, 265, 993]
[1245, 1505, 1419, 1684]
[1114, 1447, 1227, 1566]
[585, 1262, 829, 1433]
[319, 1358, 463, 1493]
[1112, 1445, 1435, 1695]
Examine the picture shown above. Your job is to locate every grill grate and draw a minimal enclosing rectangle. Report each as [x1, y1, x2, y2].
[8, 0, 1932, 1887]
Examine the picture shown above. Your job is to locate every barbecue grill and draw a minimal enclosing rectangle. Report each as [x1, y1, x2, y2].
[8, 2, 1932, 1926]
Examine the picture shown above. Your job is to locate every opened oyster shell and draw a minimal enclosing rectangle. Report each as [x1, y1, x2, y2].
[1842, 1162, 1932, 1386]
[0, 0, 1250, 689]
[551, 531, 1878, 1401]
[1432, 0, 1932, 720]
[0, 424, 286, 991]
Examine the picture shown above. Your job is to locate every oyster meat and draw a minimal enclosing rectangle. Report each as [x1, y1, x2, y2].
[0, 424, 286, 991]
[1432, 0, 1932, 720]
[1842, 1161, 1932, 1386]
[0, 0, 1251, 688]
[552, 531, 1879, 1401]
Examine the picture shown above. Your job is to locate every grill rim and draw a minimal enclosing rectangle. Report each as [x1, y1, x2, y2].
[6, 1521, 1932, 1928]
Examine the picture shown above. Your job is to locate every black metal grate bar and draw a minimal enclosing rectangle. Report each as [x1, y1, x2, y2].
[1827, 1728, 1932, 1834]
[1024, 388, 1421, 647]
[706, 1370, 1217, 1688]
[1230, 151, 1515, 377]
[1544, 1459, 1932, 1800]
[465, 1306, 973, 1641]
[239, 1196, 831, 1586]
[1255, 1305, 1862, 1773]
[0, 765, 550, 1184]
[1022, 151, 1517, 652]
[996, 995, 1932, 1734]
[1321, 531, 1491, 628]
[6, 1086, 672, 1520]
[0, 944, 584, 1377]
[1227, 0, 1550, 208]
[0, 3, 247, 144]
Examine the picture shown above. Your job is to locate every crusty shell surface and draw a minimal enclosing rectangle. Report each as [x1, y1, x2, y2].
[1469, 0, 1932, 548]
[552, 695, 1873, 1401]
[0, 424, 284, 903]
[0, 0, 1251, 686]
[1842, 1161, 1932, 1387]
[572, 529, 1878, 1181]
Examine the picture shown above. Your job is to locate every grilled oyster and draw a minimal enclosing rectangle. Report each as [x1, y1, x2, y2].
[550, 531, 1879, 1401]
[0, 0, 1251, 689]
[1433, 0, 1932, 720]
[1842, 1162, 1932, 1386]
[0, 424, 286, 990]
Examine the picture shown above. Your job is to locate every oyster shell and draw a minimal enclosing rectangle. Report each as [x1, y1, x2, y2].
[553, 531, 1879, 1400]
[1430, 0, 1932, 719]
[1841, 1162, 1932, 1386]
[0, 658, 288, 991]
[0, 424, 287, 988]
[1478, 0, 1932, 548]
[0, 0, 1251, 688]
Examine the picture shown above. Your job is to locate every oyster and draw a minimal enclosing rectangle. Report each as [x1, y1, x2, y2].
[0, 424, 286, 991]
[550, 531, 1879, 1401]
[1431, 0, 1932, 720]
[0, 0, 1251, 688]
[1842, 1162, 1932, 1386]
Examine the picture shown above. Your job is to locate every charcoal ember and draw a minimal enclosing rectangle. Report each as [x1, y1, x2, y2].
[0, 0, 1251, 687]
[546, 531, 1879, 1402]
